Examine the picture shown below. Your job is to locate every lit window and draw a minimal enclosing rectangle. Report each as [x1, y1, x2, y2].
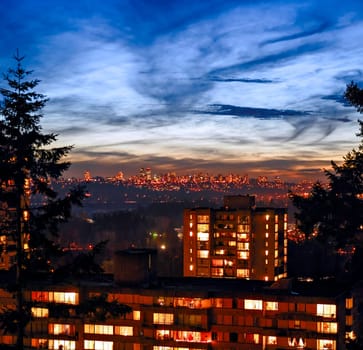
[265, 215, 270, 221]
[115, 326, 133, 336]
[346, 315, 353, 326]
[237, 233, 248, 240]
[197, 250, 209, 258]
[49, 323, 74, 336]
[317, 304, 336, 318]
[23, 210, 29, 221]
[265, 232, 269, 238]
[53, 292, 78, 305]
[245, 333, 259, 344]
[267, 336, 277, 344]
[156, 329, 171, 340]
[31, 291, 79, 305]
[174, 330, 210, 342]
[211, 268, 223, 276]
[346, 330, 355, 341]
[133, 310, 140, 320]
[237, 269, 249, 278]
[189, 231, 193, 237]
[289, 337, 305, 348]
[197, 232, 209, 241]
[153, 313, 174, 325]
[224, 259, 233, 266]
[317, 339, 336, 350]
[244, 299, 262, 310]
[189, 264, 193, 271]
[237, 242, 249, 250]
[31, 291, 49, 302]
[84, 324, 113, 335]
[265, 250, 269, 256]
[31, 339, 47, 348]
[212, 259, 223, 266]
[197, 215, 209, 223]
[346, 298, 353, 309]
[265, 301, 278, 311]
[237, 251, 249, 259]
[31, 307, 48, 318]
[48, 339, 76, 350]
[240, 224, 250, 232]
[84, 340, 113, 350]
[318, 322, 337, 334]
[197, 223, 209, 232]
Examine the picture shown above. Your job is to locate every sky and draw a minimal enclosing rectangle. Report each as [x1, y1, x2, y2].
[1, 0, 363, 181]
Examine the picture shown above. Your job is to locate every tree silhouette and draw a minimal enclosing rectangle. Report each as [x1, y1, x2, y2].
[0, 53, 130, 349]
[290, 82, 363, 282]
[291, 120, 363, 246]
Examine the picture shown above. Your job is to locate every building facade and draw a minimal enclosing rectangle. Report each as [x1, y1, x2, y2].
[0, 277, 354, 350]
[0, 175, 30, 270]
[183, 195, 288, 281]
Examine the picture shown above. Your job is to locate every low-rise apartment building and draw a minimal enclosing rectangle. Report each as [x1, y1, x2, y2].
[0, 275, 355, 350]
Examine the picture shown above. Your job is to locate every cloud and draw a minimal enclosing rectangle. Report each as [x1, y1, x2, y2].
[261, 21, 334, 46]
[209, 77, 276, 83]
[321, 94, 351, 107]
[2, 0, 363, 181]
[207, 42, 327, 78]
[197, 104, 310, 119]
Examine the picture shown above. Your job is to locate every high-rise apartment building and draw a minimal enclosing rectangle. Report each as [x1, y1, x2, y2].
[183, 195, 288, 281]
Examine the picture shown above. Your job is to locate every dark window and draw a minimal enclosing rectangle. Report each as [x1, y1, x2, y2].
[230, 332, 238, 342]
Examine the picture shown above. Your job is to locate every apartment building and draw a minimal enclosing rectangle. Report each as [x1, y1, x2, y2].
[0, 176, 31, 270]
[0, 274, 354, 350]
[183, 195, 288, 281]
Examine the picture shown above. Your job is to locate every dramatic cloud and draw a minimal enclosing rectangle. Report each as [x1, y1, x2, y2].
[1, 0, 363, 180]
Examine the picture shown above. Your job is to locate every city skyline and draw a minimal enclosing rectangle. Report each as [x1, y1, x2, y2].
[1, 0, 363, 181]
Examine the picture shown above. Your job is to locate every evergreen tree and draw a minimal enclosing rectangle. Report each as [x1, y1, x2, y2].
[290, 82, 363, 281]
[0, 51, 77, 349]
[0, 53, 130, 349]
[345, 81, 363, 113]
